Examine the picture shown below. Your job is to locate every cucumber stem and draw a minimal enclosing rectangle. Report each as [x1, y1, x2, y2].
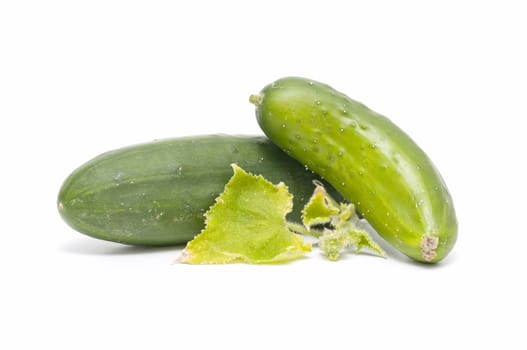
[287, 221, 321, 238]
[249, 94, 263, 106]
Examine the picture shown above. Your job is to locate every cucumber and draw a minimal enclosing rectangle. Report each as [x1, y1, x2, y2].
[58, 135, 340, 246]
[250, 77, 457, 263]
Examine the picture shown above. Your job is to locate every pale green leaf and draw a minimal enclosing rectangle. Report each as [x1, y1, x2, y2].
[347, 228, 386, 257]
[301, 182, 340, 228]
[318, 229, 346, 261]
[300, 182, 385, 261]
[178, 164, 311, 264]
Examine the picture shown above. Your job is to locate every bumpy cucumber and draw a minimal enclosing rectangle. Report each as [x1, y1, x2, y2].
[58, 135, 340, 246]
[251, 77, 457, 263]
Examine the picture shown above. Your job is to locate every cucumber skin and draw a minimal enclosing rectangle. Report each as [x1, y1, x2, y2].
[58, 135, 339, 246]
[253, 77, 457, 263]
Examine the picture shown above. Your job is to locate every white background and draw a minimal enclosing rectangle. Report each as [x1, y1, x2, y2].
[1, 0, 526, 349]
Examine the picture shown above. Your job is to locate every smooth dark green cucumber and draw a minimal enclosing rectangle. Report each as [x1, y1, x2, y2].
[58, 134, 340, 246]
[251, 77, 457, 263]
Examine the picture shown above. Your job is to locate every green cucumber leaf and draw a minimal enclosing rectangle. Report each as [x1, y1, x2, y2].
[178, 164, 311, 264]
[318, 228, 347, 261]
[302, 182, 385, 261]
[346, 226, 386, 257]
[301, 181, 340, 228]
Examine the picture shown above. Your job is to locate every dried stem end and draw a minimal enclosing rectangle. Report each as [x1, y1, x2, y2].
[421, 235, 439, 262]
